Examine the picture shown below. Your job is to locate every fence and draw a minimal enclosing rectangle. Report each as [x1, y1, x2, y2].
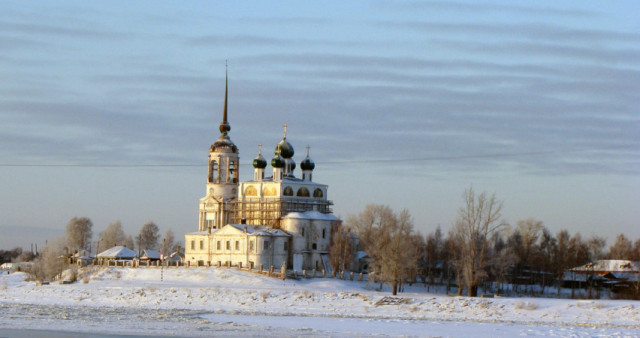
[91, 258, 366, 282]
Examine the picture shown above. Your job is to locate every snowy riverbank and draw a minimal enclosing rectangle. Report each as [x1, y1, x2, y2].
[1, 267, 639, 336]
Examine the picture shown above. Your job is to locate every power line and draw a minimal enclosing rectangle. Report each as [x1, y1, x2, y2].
[0, 145, 632, 168]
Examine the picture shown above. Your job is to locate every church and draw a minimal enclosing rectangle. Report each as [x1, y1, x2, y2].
[184, 72, 339, 273]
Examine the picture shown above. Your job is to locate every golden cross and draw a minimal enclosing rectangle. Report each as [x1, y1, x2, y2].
[283, 123, 288, 138]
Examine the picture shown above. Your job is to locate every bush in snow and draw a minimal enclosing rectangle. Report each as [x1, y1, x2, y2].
[514, 301, 538, 310]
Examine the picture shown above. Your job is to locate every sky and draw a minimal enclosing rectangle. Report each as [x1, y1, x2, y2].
[1, 1, 638, 250]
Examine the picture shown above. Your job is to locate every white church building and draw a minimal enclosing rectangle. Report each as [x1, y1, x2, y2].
[185, 73, 339, 272]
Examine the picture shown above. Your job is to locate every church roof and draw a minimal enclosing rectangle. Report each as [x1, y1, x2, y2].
[228, 224, 290, 237]
[186, 231, 213, 235]
[283, 210, 339, 221]
[248, 176, 326, 186]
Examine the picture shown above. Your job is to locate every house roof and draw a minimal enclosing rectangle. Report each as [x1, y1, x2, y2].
[142, 250, 161, 260]
[73, 250, 94, 259]
[97, 246, 137, 259]
[570, 260, 640, 273]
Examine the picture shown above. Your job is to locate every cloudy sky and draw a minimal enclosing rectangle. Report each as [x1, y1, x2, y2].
[1, 1, 638, 250]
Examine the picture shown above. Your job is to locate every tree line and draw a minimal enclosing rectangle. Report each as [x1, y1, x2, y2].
[330, 187, 640, 298]
[4, 217, 183, 280]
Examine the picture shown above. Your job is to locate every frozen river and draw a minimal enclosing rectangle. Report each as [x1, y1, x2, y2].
[1, 303, 638, 337]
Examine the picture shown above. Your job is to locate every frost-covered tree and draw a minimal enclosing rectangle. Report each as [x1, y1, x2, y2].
[452, 187, 506, 297]
[98, 221, 127, 252]
[160, 230, 180, 256]
[136, 221, 160, 252]
[65, 217, 93, 251]
[347, 204, 419, 295]
[608, 233, 633, 260]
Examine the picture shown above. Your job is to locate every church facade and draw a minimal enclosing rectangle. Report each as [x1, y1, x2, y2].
[185, 73, 338, 272]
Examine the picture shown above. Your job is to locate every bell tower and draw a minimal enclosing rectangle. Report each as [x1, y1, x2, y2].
[199, 67, 240, 231]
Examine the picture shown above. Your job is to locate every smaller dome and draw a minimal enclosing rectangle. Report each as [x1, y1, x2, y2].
[253, 154, 267, 169]
[271, 154, 285, 168]
[301, 156, 315, 171]
[288, 158, 296, 172]
[275, 139, 294, 159]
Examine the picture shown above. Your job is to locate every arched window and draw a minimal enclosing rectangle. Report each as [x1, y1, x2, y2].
[209, 160, 218, 183]
[313, 188, 323, 198]
[283, 186, 294, 196]
[264, 186, 277, 196]
[297, 187, 310, 197]
[212, 160, 219, 183]
[244, 185, 257, 196]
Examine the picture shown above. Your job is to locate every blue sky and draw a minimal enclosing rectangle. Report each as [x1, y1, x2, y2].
[1, 1, 638, 249]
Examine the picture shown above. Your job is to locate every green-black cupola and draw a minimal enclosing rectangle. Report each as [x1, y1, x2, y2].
[301, 145, 315, 181]
[271, 150, 285, 182]
[275, 123, 296, 177]
[253, 144, 267, 181]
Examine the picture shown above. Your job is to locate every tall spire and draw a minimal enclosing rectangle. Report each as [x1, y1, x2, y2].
[219, 61, 231, 136]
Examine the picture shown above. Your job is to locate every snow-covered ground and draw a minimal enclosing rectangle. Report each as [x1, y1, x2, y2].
[1, 267, 639, 336]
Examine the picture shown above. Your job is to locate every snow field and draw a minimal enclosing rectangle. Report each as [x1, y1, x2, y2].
[1, 267, 639, 336]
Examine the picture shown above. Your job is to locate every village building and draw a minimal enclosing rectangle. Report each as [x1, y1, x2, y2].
[185, 72, 339, 272]
[96, 246, 137, 263]
[140, 250, 161, 262]
[562, 259, 640, 289]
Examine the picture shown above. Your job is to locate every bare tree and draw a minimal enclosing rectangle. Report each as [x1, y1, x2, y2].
[452, 187, 506, 297]
[347, 204, 420, 295]
[632, 239, 640, 261]
[346, 204, 396, 286]
[123, 235, 135, 250]
[65, 217, 93, 251]
[160, 230, 180, 257]
[31, 237, 68, 281]
[329, 220, 355, 273]
[377, 209, 419, 295]
[136, 221, 160, 253]
[424, 226, 443, 288]
[608, 233, 633, 259]
[98, 221, 127, 253]
[587, 236, 606, 261]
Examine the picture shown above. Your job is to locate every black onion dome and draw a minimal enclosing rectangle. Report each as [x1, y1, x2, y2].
[253, 153, 267, 169]
[271, 154, 285, 168]
[275, 139, 294, 159]
[300, 156, 315, 171]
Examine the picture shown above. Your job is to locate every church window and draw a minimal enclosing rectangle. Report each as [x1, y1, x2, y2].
[301, 228, 305, 237]
[250, 240, 255, 252]
[200, 240, 204, 250]
[245, 186, 257, 196]
[313, 188, 323, 198]
[264, 186, 276, 196]
[284, 241, 288, 251]
[312, 243, 317, 250]
[229, 161, 236, 183]
[211, 161, 218, 183]
[322, 229, 326, 239]
[235, 241, 239, 250]
[226, 241, 230, 250]
[191, 240, 195, 250]
[264, 240, 270, 250]
[297, 187, 310, 197]
[283, 186, 293, 196]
